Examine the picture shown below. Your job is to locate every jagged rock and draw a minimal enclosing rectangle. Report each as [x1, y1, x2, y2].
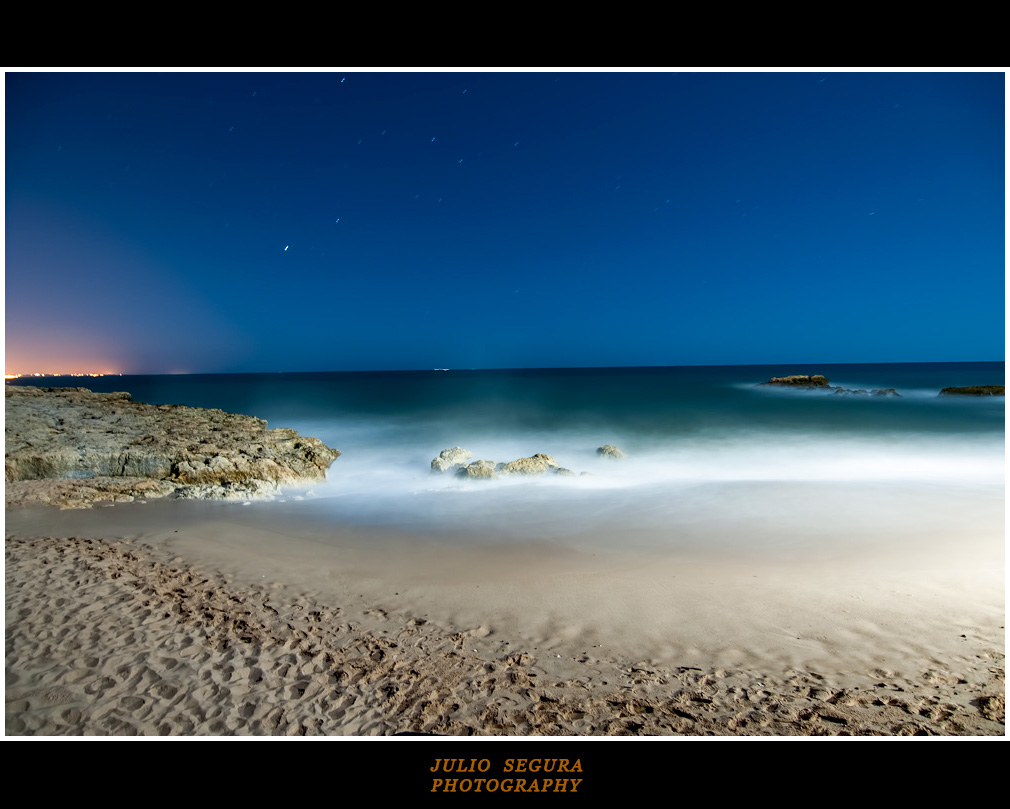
[977, 693, 1005, 723]
[456, 459, 497, 480]
[5, 386, 340, 509]
[597, 444, 626, 459]
[939, 386, 1005, 396]
[760, 374, 830, 387]
[431, 446, 472, 474]
[500, 453, 561, 476]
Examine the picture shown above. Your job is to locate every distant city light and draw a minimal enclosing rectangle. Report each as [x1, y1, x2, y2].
[5, 371, 121, 381]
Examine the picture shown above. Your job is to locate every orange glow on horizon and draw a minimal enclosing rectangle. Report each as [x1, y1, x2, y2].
[5, 356, 123, 378]
[5, 370, 122, 379]
[6, 339, 124, 378]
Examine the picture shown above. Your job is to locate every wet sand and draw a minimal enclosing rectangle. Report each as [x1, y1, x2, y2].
[5, 489, 1005, 737]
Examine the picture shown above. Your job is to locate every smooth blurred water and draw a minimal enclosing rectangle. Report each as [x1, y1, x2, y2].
[16, 363, 1004, 547]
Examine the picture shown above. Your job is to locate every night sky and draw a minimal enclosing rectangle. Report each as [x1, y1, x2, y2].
[4, 70, 1004, 374]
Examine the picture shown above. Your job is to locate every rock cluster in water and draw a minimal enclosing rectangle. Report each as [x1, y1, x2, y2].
[430, 445, 626, 480]
[5, 386, 340, 509]
[831, 387, 900, 397]
[762, 374, 1005, 398]
[759, 375, 899, 397]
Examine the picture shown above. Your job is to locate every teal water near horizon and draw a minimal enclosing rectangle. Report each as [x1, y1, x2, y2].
[9, 362, 1004, 545]
[15, 361, 1004, 429]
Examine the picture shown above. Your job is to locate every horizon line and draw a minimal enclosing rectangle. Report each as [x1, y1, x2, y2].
[5, 358, 1005, 379]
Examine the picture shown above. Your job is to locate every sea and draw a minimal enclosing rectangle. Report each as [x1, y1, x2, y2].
[11, 362, 1004, 554]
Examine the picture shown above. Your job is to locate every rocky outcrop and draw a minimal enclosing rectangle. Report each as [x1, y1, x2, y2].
[5, 386, 340, 509]
[939, 386, 1005, 396]
[760, 375, 831, 388]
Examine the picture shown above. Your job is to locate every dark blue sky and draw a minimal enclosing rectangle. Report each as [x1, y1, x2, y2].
[5, 70, 1004, 374]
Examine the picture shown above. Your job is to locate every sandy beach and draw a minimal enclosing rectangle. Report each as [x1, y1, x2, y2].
[5, 489, 1004, 737]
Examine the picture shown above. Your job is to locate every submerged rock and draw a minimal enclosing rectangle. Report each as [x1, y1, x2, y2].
[431, 446, 472, 474]
[939, 386, 1005, 396]
[5, 386, 340, 509]
[597, 444, 626, 459]
[831, 388, 901, 397]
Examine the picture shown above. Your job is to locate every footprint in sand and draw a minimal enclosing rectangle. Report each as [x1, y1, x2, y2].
[84, 676, 116, 695]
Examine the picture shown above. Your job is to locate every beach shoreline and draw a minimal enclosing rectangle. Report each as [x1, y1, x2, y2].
[5, 496, 1004, 737]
